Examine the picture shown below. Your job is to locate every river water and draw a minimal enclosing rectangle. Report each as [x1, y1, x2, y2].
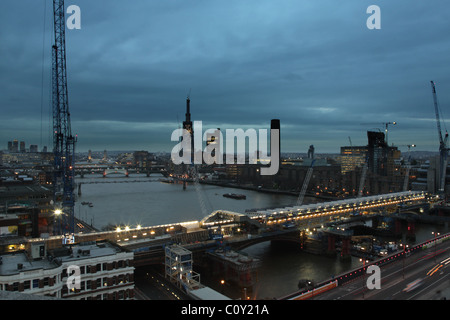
[75, 174, 448, 299]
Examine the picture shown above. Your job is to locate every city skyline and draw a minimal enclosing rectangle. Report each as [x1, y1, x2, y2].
[1, 1, 450, 154]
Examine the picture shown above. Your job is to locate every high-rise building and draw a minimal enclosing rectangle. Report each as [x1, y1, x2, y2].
[367, 131, 386, 175]
[367, 131, 400, 176]
[12, 140, 18, 153]
[307, 145, 315, 159]
[181, 96, 194, 166]
[340, 146, 367, 174]
[340, 131, 401, 176]
[133, 151, 150, 168]
[182, 96, 194, 152]
[30, 145, 38, 153]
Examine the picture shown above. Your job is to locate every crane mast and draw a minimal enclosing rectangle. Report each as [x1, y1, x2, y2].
[431, 81, 448, 194]
[52, 0, 77, 237]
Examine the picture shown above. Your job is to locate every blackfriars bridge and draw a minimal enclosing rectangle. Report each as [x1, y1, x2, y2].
[40, 190, 431, 263]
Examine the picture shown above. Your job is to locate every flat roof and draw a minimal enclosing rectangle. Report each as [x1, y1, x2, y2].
[188, 286, 231, 300]
[52, 241, 128, 263]
[0, 241, 129, 277]
[0, 252, 58, 276]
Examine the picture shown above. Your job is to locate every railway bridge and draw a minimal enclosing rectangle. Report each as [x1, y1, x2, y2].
[24, 191, 428, 267]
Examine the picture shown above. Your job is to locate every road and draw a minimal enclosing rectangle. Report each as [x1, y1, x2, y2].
[316, 237, 450, 300]
[134, 266, 192, 300]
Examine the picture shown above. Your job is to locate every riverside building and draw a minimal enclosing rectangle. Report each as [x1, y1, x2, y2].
[0, 240, 134, 300]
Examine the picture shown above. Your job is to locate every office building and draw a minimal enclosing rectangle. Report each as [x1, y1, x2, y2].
[340, 146, 367, 174]
[0, 240, 135, 300]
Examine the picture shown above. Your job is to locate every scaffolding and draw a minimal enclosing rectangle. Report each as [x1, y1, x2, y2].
[164, 245, 202, 291]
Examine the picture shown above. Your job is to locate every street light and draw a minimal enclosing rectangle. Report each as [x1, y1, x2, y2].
[360, 258, 369, 299]
[54, 208, 63, 236]
[220, 279, 225, 293]
[432, 231, 440, 263]
[400, 244, 409, 279]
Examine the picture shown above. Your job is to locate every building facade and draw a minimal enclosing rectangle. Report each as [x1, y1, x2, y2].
[0, 240, 134, 300]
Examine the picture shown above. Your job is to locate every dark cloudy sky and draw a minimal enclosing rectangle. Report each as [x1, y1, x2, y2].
[1, 1, 450, 154]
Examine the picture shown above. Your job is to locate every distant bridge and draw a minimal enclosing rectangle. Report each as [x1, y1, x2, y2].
[102, 168, 129, 177]
[74, 164, 169, 177]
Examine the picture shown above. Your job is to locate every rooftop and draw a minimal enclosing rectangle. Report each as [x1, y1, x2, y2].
[187, 286, 231, 300]
[49, 241, 127, 263]
[0, 251, 58, 277]
[0, 241, 129, 277]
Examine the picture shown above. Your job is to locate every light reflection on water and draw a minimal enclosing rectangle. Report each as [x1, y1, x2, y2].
[75, 174, 301, 229]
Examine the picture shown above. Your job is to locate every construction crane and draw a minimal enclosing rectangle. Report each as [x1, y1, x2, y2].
[358, 156, 369, 198]
[52, 0, 77, 238]
[296, 160, 315, 207]
[401, 144, 416, 191]
[430, 81, 449, 194]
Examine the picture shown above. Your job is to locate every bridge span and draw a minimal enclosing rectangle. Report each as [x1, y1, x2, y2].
[197, 190, 427, 238]
[37, 191, 428, 264]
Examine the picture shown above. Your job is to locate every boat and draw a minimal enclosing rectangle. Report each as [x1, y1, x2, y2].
[160, 178, 175, 184]
[223, 193, 246, 200]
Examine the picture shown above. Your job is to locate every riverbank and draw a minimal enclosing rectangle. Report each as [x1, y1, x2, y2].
[199, 180, 337, 202]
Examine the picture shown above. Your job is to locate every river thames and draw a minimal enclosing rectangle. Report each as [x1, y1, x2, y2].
[75, 173, 447, 299]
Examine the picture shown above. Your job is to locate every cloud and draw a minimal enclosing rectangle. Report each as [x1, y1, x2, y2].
[1, 1, 450, 153]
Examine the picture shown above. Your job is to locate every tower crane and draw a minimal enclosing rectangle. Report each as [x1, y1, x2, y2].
[401, 144, 416, 191]
[52, 0, 77, 238]
[357, 157, 369, 198]
[296, 160, 315, 207]
[430, 81, 449, 194]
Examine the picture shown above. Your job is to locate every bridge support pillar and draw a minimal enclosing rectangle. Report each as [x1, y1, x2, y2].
[340, 237, 351, 261]
[372, 216, 380, 229]
[326, 235, 336, 257]
[394, 219, 402, 236]
[406, 220, 416, 242]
